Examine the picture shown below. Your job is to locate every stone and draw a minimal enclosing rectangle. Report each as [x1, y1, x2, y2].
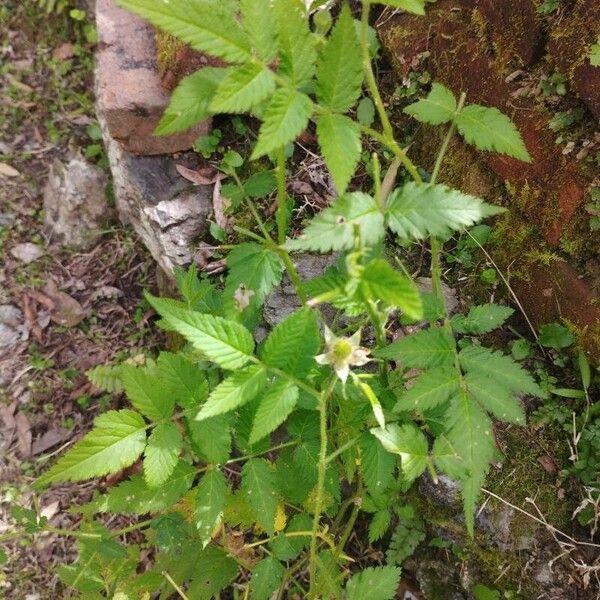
[419, 473, 461, 509]
[100, 115, 213, 273]
[413, 560, 466, 600]
[10, 242, 43, 264]
[43, 157, 109, 249]
[95, 0, 211, 155]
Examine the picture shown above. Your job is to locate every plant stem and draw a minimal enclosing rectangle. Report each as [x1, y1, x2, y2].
[325, 435, 361, 465]
[163, 571, 191, 600]
[276, 147, 287, 246]
[277, 248, 308, 305]
[308, 377, 336, 598]
[231, 169, 274, 242]
[364, 299, 388, 383]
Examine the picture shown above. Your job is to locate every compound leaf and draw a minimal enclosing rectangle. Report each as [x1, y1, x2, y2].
[451, 304, 514, 335]
[395, 367, 460, 413]
[251, 557, 285, 600]
[345, 565, 402, 600]
[250, 380, 299, 444]
[195, 469, 228, 547]
[242, 458, 279, 534]
[121, 364, 174, 421]
[143, 422, 182, 488]
[211, 63, 276, 114]
[404, 82, 456, 125]
[240, 0, 278, 61]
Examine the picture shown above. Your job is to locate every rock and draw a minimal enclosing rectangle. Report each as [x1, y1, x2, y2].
[419, 473, 461, 509]
[99, 116, 212, 273]
[413, 560, 466, 600]
[263, 253, 339, 327]
[416, 278, 459, 315]
[95, 0, 211, 155]
[10, 242, 43, 264]
[0, 324, 21, 349]
[43, 157, 109, 249]
[0, 305, 22, 327]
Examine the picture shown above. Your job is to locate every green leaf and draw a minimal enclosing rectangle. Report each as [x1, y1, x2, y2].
[195, 469, 228, 547]
[359, 259, 423, 320]
[591, 37, 600, 67]
[370, 423, 429, 483]
[287, 192, 384, 252]
[187, 546, 238, 599]
[538, 322, 574, 349]
[395, 367, 460, 412]
[224, 242, 284, 315]
[252, 88, 313, 158]
[155, 68, 226, 136]
[271, 513, 312, 560]
[241, 458, 279, 534]
[121, 364, 174, 421]
[368, 509, 391, 543]
[404, 83, 456, 124]
[250, 380, 299, 444]
[459, 345, 543, 397]
[240, 0, 278, 61]
[146, 295, 255, 370]
[251, 557, 285, 600]
[86, 462, 195, 514]
[86, 364, 123, 393]
[210, 63, 276, 114]
[450, 304, 514, 335]
[260, 307, 321, 379]
[473, 584, 501, 600]
[465, 373, 525, 425]
[315, 4, 363, 112]
[196, 365, 267, 420]
[455, 104, 531, 162]
[357, 97, 376, 126]
[157, 352, 209, 411]
[274, 0, 316, 89]
[360, 433, 396, 498]
[446, 391, 495, 535]
[386, 182, 505, 242]
[38, 410, 147, 486]
[345, 565, 402, 600]
[187, 414, 232, 464]
[143, 422, 182, 488]
[317, 113, 361, 195]
[375, 327, 455, 368]
[117, 0, 251, 63]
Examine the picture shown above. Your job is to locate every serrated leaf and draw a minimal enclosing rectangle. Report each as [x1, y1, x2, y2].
[187, 546, 238, 600]
[187, 414, 232, 464]
[287, 192, 384, 252]
[370, 423, 429, 483]
[143, 422, 182, 488]
[271, 512, 312, 560]
[404, 82, 456, 124]
[117, 0, 251, 63]
[157, 352, 209, 411]
[359, 259, 423, 320]
[250, 380, 299, 444]
[260, 307, 321, 379]
[38, 410, 147, 486]
[465, 373, 525, 425]
[251, 557, 285, 600]
[450, 304, 514, 335]
[252, 88, 313, 158]
[375, 327, 455, 368]
[459, 345, 542, 397]
[315, 4, 363, 112]
[85, 462, 195, 514]
[86, 364, 123, 393]
[196, 365, 267, 420]
[195, 469, 228, 547]
[386, 182, 505, 242]
[121, 365, 174, 421]
[446, 391, 495, 535]
[240, 0, 278, 61]
[274, 0, 316, 89]
[224, 242, 284, 315]
[395, 367, 460, 412]
[155, 67, 226, 136]
[146, 294, 255, 370]
[368, 510, 391, 543]
[456, 104, 531, 162]
[242, 458, 279, 534]
[211, 63, 276, 114]
[345, 565, 402, 600]
[360, 433, 396, 498]
[317, 113, 361, 195]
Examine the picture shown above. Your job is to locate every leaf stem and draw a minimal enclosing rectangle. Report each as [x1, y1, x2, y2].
[276, 147, 288, 245]
[162, 571, 191, 600]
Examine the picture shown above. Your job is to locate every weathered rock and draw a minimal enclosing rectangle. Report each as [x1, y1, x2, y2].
[413, 560, 466, 600]
[419, 473, 461, 509]
[95, 0, 211, 155]
[10, 242, 44, 264]
[43, 157, 109, 249]
[100, 116, 212, 273]
[0, 305, 25, 349]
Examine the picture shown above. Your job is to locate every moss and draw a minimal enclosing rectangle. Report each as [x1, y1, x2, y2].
[154, 30, 186, 78]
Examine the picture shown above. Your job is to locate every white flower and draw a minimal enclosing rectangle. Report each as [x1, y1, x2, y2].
[315, 326, 371, 383]
[233, 284, 255, 312]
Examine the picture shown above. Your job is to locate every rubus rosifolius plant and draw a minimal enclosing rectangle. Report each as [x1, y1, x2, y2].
[26, 0, 543, 597]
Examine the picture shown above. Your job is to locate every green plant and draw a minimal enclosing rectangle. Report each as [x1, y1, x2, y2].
[590, 37, 600, 67]
[21, 1, 541, 597]
[36, 0, 70, 14]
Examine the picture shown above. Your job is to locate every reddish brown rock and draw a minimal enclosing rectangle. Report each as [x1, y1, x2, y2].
[95, 0, 210, 155]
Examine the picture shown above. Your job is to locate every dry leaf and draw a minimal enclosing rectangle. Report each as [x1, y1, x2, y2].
[15, 412, 32, 456]
[537, 455, 558, 475]
[176, 164, 226, 185]
[212, 179, 232, 232]
[0, 162, 20, 178]
[40, 501, 60, 521]
[32, 428, 70, 455]
[53, 43, 75, 60]
[43, 280, 85, 327]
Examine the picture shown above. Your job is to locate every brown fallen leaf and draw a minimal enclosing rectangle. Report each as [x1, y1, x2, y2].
[53, 42, 75, 60]
[213, 179, 232, 232]
[538, 455, 558, 475]
[15, 412, 32, 456]
[43, 280, 85, 327]
[0, 162, 20, 178]
[31, 427, 70, 455]
[176, 164, 227, 185]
